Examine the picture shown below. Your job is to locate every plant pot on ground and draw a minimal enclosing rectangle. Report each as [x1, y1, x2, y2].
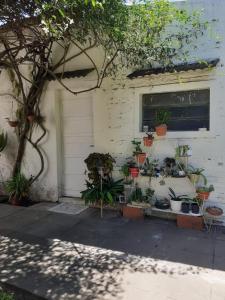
[122, 185, 150, 219]
[169, 187, 188, 213]
[131, 140, 146, 164]
[177, 215, 204, 230]
[143, 133, 154, 147]
[196, 185, 214, 201]
[181, 201, 190, 214]
[5, 173, 30, 206]
[154, 109, 171, 136]
[191, 202, 200, 214]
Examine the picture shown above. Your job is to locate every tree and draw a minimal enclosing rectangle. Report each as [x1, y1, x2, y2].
[0, 0, 208, 184]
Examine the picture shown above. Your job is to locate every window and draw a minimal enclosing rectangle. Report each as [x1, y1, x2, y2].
[142, 89, 210, 131]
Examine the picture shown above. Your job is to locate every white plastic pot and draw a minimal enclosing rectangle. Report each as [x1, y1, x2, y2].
[170, 199, 182, 212]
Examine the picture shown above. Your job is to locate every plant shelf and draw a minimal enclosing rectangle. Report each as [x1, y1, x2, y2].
[151, 206, 203, 217]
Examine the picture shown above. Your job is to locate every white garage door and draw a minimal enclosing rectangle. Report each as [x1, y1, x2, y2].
[61, 91, 94, 197]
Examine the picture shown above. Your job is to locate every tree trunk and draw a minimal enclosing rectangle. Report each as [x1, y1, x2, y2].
[12, 121, 30, 177]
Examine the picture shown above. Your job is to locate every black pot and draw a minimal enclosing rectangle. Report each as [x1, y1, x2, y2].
[181, 202, 190, 213]
[155, 199, 170, 210]
[191, 203, 200, 214]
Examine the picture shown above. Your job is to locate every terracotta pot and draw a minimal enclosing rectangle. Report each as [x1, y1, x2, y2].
[27, 115, 35, 122]
[155, 124, 167, 136]
[197, 191, 210, 201]
[135, 153, 146, 164]
[177, 215, 204, 230]
[8, 120, 19, 127]
[11, 196, 21, 206]
[122, 205, 144, 220]
[129, 167, 139, 178]
[206, 206, 223, 216]
[143, 137, 153, 147]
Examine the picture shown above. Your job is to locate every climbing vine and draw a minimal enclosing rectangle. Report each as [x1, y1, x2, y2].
[0, 0, 210, 185]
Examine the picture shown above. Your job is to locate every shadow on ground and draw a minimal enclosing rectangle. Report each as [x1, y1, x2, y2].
[0, 206, 225, 299]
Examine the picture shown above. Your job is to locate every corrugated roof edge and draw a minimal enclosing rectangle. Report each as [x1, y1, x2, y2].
[127, 58, 220, 79]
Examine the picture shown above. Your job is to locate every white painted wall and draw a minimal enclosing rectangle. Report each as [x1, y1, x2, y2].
[0, 0, 225, 219]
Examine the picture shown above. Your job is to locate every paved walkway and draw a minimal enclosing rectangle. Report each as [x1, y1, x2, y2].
[0, 203, 225, 300]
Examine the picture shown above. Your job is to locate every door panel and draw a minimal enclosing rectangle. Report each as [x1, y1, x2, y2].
[61, 92, 93, 197]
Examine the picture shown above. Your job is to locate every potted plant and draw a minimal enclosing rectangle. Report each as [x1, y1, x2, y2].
[145, 188, 155, 204]
[143, 132, 154, 147]
[176, 145, 192, 157]
[123, 185, 149, 219]
[131, 140, 146, 164]
[187, 166, 207, 185]
[191, 198, 200, 214]
[81, 178, 124, 217]
[196, 185, 214, 201]
[141, 158, 158, 177]
[155, 109, 171, 136]
[168, 187, 187, 212]
[120, 163, 133, 186]
[181, 200, 190, 214]
[5, 173, 30, 206]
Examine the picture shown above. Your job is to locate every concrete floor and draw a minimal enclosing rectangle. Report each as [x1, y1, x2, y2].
[0, 203, 225, 300]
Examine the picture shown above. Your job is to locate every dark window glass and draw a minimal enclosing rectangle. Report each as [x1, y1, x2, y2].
[142, 89, 210, 131]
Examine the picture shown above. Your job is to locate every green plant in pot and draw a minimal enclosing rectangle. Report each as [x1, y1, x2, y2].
[120, 163, 133, 186]
[145, 188, 155, 204]
[190, 198, 200, 214]
[81, 178, 124, 206]
[5, 173, 30, 206]
[196, 185, 214, 201]
[155, 109, 171, 136]
[143, 132, 154, 147]
[84, 153, 115, 184]
[128, 185, 150, 208]
[131, 140, 146, 165]
[187, 166, 207, 185]
[141, 157, 158, 177]
[169, 188, 188, 212]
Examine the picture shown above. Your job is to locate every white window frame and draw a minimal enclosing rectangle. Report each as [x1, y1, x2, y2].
[134, 80, 216, 140]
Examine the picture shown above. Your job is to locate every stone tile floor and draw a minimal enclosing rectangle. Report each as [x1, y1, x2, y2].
[0, 203, 225, 300]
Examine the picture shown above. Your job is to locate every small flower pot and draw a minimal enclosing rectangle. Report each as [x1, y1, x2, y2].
[155, 124, 167, 136]
[170, 199, 182, 212]
[191, 203, 200, 214]
[129, 167, 139, 178]
[197, 191, 210, 201]
[135, 153, 146, 164]
[11, 196, 21, 206]
[122, 205, 144, 220]
[27, 114, 35, 122]
[143, 137, 153, 147]
[181, 202, 190, 214]
[8, 120, 19, 127]
[189, 174, 200, 185]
